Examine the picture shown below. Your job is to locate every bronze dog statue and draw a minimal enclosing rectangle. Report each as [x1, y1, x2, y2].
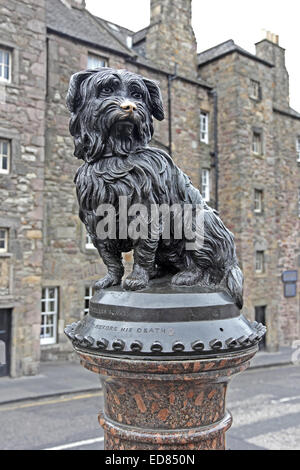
[66, 68, 243, 308]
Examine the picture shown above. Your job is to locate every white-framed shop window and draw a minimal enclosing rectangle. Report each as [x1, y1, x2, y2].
[40, 287, 58, 345]
[86, 232, 96, 250]
[0, 48, 11, 82]
[84, 286, 94, 315]
[87, 53, 107, 69]
[200, 111, 209, 143]
[0, 139, 10, 174]
[201, 169, 210, 202]
[0, 228, 8, 253]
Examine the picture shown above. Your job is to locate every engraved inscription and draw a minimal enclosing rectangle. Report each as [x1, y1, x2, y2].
[92, 323, 175, 336]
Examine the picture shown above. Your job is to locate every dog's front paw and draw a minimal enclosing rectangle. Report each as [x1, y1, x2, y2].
[123, 265, 149, 291]
[94, 274, 122, 290]
[171, 270, 202, 286]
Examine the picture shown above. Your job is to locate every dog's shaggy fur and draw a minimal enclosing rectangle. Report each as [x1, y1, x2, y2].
[67, 68, 243, 308]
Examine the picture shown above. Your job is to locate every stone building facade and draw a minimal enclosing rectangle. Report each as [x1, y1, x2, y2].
[0, 0, 299, 376]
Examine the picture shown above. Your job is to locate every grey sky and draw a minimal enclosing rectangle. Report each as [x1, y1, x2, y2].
[85, 0, 300, 111]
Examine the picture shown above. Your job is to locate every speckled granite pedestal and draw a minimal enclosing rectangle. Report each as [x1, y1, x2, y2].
[65, 278, 266, 450]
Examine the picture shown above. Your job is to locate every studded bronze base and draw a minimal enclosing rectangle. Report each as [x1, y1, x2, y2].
[77, 347, 257, 450]
[65, 281, 264, 450]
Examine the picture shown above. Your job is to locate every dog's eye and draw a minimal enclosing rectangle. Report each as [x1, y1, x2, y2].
[131, 91, 142, 99]
[101, 87, 113, 94]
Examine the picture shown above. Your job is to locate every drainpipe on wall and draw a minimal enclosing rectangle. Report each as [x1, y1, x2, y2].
[167, 64, 178, 156]
[209, 89, 219, 211]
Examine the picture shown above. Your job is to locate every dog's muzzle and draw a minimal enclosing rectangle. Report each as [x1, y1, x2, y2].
[120, 100, 137, 114]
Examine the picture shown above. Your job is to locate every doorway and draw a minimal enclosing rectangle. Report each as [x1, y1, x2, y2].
[0, 309, 11, 377]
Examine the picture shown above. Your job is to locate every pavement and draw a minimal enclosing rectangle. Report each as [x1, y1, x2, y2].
[0, 346, 295, 406]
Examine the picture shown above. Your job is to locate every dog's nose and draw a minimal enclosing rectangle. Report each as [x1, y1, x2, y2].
[120, 101, 137, 113]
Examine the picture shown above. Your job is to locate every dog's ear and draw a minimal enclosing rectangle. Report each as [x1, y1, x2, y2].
[142, 78, 165, 121]
[66, 69, 98, 113]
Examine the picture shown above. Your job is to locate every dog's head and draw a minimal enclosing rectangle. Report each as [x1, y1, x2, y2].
[66, 68, 164, 162]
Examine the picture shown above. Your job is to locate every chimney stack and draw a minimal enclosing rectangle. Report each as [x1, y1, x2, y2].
[255, 31, 289, 108]
[146, 0, 198, 78]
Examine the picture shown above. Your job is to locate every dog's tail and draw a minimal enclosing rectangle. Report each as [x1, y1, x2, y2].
[225, 265, 244, 309]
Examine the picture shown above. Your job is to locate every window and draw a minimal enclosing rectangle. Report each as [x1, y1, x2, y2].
[84, 286, 94, 315]
[86, 232, 96, 250]
[126, 36, 133, 49]
[40, 287, 58, 345]
[0, 48, 11, 82]
[296, 137, 300, 162]
[201, 169, 210, 202]
[255, 306, 266, 350]
[200, 111, 209, 143]
[0, 139, 10, 174]
[87, 53, 107, 69]
[252, 131, 263, 155]
[254, 189, 263, 213]
[0, 228, 8, 253]
[250, 79, 261, 100]
[255, 251, 265, 274]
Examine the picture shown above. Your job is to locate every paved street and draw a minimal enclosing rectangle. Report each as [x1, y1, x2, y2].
[0, 364, 299, 450]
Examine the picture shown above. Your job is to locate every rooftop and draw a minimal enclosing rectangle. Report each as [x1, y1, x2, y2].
[197, 39, 273, 68]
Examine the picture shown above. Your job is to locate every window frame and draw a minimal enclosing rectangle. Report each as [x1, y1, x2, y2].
[40, 287, 59, 345]
[249, 79, 261, 101]
[255, 251, 265, 274]
[0, 138, 11, 174]
[0, 47, 12, 83]
[200, 111, 209, 144]
[87, 53, 108, 69]
[0, 228, 8, 253]
[201, 168, 210, 202]
[85, 232, 96, 250]
[296, 136, 300, 163]
[252, 130, 263, 156]
[84, 286, 94, 316]
[254, 189, 263, 214]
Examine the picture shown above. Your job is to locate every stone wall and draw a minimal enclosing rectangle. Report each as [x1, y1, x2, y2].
[273, 110, 300, 345]
[0, 0, 46, 376]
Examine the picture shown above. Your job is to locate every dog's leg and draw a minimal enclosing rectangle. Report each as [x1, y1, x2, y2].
[123, 239, 159, 291]
[94, 241, 124, 289]
[171, 257, 203, 287]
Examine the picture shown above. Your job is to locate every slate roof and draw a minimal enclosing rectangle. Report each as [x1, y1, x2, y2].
[197, 39, 273, 67]
[46, 0, 134, 56]
[46, 0, 212, 88]
[273, 105, 300, 120]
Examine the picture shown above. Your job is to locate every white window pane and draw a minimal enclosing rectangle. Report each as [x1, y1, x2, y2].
[40, 287, 58, 344]
[87, 54, 106, 69]
[200, 112, 209, 143]
[0, 49, 10, 81]
[202, 169, 210, 202]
